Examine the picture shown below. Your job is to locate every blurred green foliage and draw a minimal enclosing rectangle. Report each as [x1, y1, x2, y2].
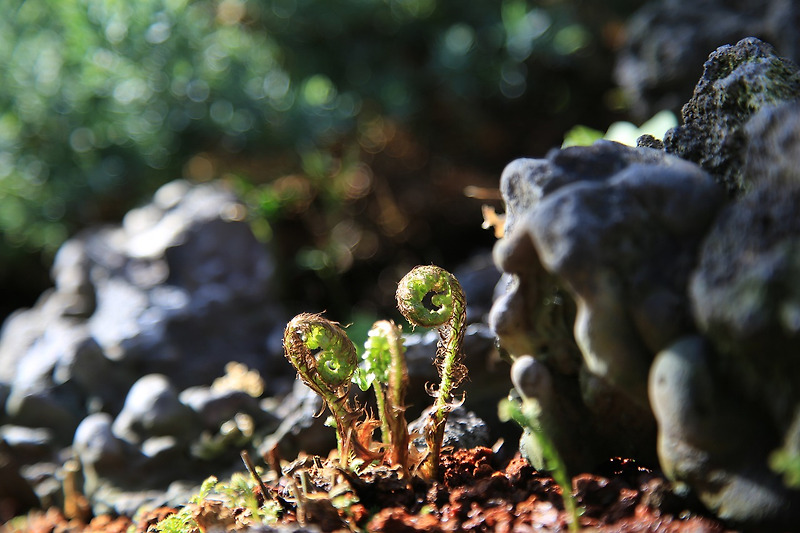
[562, 109, 677, 147]
[1, 0, 638, 317]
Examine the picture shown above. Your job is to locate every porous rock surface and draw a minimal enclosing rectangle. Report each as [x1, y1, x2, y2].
[663, 37, 800, 195]
[616, 0, 800, 120]
[493, 38, 800, 529]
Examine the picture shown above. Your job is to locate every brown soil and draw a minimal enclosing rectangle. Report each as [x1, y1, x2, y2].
[6, 447, 733, 533]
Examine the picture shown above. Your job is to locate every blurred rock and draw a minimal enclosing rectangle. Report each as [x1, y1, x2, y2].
[0, 445, 39, 520]
[616, 1, 800, 120]
[179, 386, 274, 432]
[743, 99, 800, 185]
[0, 426, 54, 464]
[0, 179, 288, 444]
[650, 337, 800, 528]
[111, 374, 200, 446]
[0, 179, 290, 515]
[259, 379, 333, 461]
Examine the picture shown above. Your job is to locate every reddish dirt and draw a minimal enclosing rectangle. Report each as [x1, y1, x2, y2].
[4, 448, 734, 532]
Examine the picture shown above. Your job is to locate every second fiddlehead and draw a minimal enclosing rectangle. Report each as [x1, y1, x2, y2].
[357, 319, 411, 476]
[396, 265, 467, 479]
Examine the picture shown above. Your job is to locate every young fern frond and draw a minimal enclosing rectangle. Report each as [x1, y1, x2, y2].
[283, 312, 370, 469]
[360, 320, 411, 476]
[396, 265, 467, 479]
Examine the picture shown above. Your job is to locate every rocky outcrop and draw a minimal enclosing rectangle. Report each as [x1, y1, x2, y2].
[491, 140, 724, 472]
[492, 38, 800, 528]
[663, 37, 800, 195]
[616, 0, 800, 120]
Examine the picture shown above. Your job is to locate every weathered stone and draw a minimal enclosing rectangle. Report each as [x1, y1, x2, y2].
[111, 374, 200, 446]
[690, 177, 800, 435]
[259, 380, 333, 460]
[408, 406, 491, 451]
[743, 100, 800, 185]
[616, 0, 800, 120]
[0, 425, 54, 464]
[0, 445, 39, 519]
[490, 140, 723, 471]
[663, 37, 800, 194]
[179, 386, 274, 432]
[73, 413, 138, 496]
[649, 337, 800, 528]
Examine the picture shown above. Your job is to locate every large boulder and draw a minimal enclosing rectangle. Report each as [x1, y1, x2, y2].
[490, 140, 724, 472]
[493, 38, 800, 528]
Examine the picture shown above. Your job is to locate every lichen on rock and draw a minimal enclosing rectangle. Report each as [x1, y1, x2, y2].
[663, 37, 800, 195]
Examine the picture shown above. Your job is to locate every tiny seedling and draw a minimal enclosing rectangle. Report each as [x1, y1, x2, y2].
[503, 355, 581, 532]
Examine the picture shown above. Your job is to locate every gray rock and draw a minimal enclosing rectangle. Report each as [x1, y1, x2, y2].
[616, 1, 800, 121]
[51, 235, 96, 318]
[408, 406, 491, 451]
[73, 413, 128, 471]
[259, 380, 333, 460]
[663, 37, 800, 195]
[0, 425, 54, 464]
[179, 386, 275, 431]
[489, 141, 722, 471]
[649, 337, 800, 528]
[0, 445, 39, 518]
[112, 374, 200, 446]
[690, 175, 800, 434]
[493, 141, 723, 403]
[743, 100, 800, 185]
[73, 413, 139, 496]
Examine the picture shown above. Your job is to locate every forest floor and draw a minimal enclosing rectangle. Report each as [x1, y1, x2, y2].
[8, 447, 734, 532]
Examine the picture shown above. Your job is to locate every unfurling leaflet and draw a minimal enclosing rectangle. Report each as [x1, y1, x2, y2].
[359, 320, 410, 477]
[396, 265, 467, 479]
[283, 312, 363, 469]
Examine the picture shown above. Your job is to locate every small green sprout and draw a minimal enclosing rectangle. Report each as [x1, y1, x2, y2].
[504, 355, 580, 532]
[154, 476, 218, 533]
[283, 312, 365, 469]
[396, 265, 467, 479]
[354, 319, 410, 476]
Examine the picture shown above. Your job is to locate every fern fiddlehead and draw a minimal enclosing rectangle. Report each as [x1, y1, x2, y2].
[396, 265, 467, 478]
[283, 312, 361, 468]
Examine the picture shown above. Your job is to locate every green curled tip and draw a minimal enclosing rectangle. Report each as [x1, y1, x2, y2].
[283, 312, 358, 393]
[396, 265, 463, 329]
